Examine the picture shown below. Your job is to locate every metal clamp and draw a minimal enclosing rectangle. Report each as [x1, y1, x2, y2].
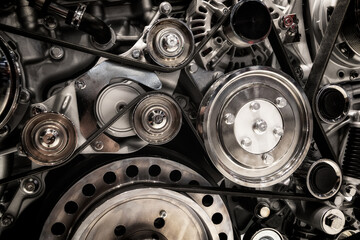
[71, 4, 87, 29]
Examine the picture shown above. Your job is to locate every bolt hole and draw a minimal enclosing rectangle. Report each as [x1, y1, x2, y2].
[338, 70, 345, 78]
[269, 7, 274, 12]
[126, 165, 139, 178]
[82, 184, 96, 197]
[169, 170, 182, 182]
[149, 165, 161, 177]
[114, 225, 126, 236]
[64, 201, 78, 214]
[212, 212, 223, 224]
[103, 171, 117, 184]
[154, 217, 165, 229]
[189, 180, 199, 185]
[272, 12, 279, 19]
[219, 233, 228, 240]
[202, 195, 214, 207]
[51, 222, 66, 236]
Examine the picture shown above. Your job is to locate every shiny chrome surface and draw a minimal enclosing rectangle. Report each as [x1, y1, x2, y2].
[199, 66, 312, 187]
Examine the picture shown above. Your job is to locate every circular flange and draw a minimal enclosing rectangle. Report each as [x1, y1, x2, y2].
[306, 159, 342, 199]
[147, 18, 194, 67]
[198, 66, 312, 187]
[0, 35, 21, 130]
[132, 93, 182, 145]
[316, 85, 349, 124]
[95, 81, 144, 138]
[21, 113, 77, 165]
[40, 157, 233, 240]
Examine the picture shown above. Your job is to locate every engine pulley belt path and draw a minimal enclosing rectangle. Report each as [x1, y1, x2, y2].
[0, 7, 230, 73]
[304, 0, 351, 159]
[0, 91, 320, 203]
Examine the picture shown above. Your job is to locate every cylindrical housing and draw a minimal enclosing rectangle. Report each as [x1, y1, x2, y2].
[224, 0, 272, 47]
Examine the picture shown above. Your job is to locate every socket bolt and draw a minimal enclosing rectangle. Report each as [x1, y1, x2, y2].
[22, 178, 40, 194]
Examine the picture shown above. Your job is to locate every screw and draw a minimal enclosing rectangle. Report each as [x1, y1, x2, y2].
[159, 2, 172, 15]
[188, 63, 198, 73]
[262, 154, 274, 165]
[75, 80, 86, 90]
[22, 178, 40, 194]
[44, 15, 57, 29]
[223, 8, 229, 14]
[132, 49, 141, 59]
[249, 101, 260, 111]
[240, 137, 252, 148]
[224, 113, 235, 125]
[50, 46, 64, 60]
[276, 97, 287, 108]
[342, 185, 357, 197]
[325, 214, 343, 230]
[32, 105, 46, 115]
[93, 141, 104, 151]
[253, 119, 267, 134]
[273, 127, 284, 137]
[159, 210, 167, 218]
[19, 89, 31, 104]
[1, 214, 13, 227]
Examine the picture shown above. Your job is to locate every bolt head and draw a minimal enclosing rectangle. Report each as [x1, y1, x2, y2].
[132, 49, 141, 59]
[159, 2, 172, 15]
[273, 127, 284, 137]
[259, 206, 271, 218]
[224, 113, 235, 125]
[249, 101, 260, 111]
[50, 46, 64, 60]
[93, 141, 104, 151]
[159, 210, 167, 218]
[253, 119, 267, 134]
[276, 97, 287, 108]
[1, 215, 13, 226]
[262, 154, 274, 165]
[240, 137, 252, 148]
[75, 80, 86, 90]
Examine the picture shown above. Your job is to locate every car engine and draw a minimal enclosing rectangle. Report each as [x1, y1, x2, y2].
[0, 0, 359, 239]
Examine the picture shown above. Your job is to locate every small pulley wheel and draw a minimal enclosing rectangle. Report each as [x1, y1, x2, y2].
[147, 18, 194, 67]
[21, 113, 77, 165]
[132, 93, 182, 145]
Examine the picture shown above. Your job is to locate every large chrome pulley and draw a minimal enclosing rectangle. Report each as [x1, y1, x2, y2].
[0, 35, 21, 131]
[40, 157, 233, 240]
[199, 67, 313, 187]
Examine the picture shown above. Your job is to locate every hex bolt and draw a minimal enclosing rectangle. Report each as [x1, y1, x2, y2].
[188, 63, 198, 73]
[249, 101, 260, 111]
[132, 49, 141, 59]
[275, 97, 287, 108]
[50, 46, 64, 60]
[342, 185, 357, 197]
[253, 119, 267, 134]
[175, 96, 187, 108]
[273, 127, 284, 137]
[75, 80, 86, 90]
[262, 153, 274, 165]
[159, 2, 172, 15]
[19, 89, 31, 104]
[1, 214, 14, 227]
[159, 210, 167, 218]
[240, 137, 252, 148]
[325, 214, 343, 230]
[334, 195, 344, 206]
[224, 113, 235, 125]
[22, 178, 40, 194]
[93, 141, 104, 151]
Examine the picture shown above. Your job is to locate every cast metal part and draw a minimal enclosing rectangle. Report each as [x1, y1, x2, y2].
[0, 35, 20, 130]
[147, 18, 195, 67]
[132, 93, 182, 145]
[306, 159, 342, 199]
[40, 157, 233, 239]
[95, 81, 145, 138]
[199, 66, 312, 187]
[21, 113, 77, 165]
[251, 228, 284, 240]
